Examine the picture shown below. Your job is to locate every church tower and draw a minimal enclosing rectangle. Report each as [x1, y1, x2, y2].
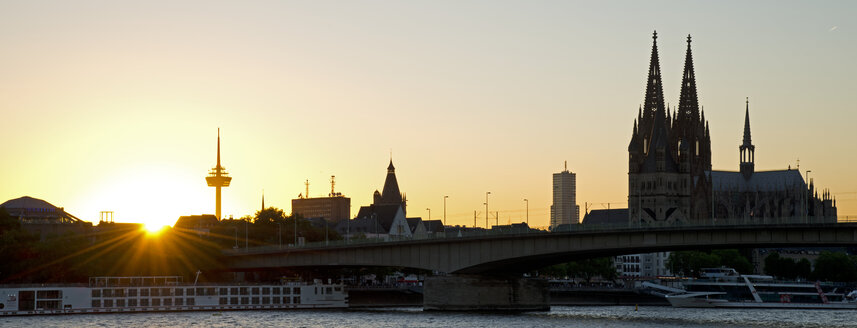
[373, 159, 407, 215]
[740, 98, 755, 180]
[628, 31, 691, 225]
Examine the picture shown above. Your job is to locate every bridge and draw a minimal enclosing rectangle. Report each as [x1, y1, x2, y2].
[224, 220, 857, 274]
[223, 219, 856, 311]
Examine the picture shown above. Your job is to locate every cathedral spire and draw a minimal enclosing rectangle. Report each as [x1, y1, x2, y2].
[678, 34, 700, 124]
[742, 97, 752, 146]
[740, 97, 755, 180]
[641, 31, 666, 134]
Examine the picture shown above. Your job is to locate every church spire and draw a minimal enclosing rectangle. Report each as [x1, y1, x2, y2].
[742, 97, 752, 146]
[641, 31, 666, 137]
[678, 34, 700, 124]
[740, 97, 755, 180]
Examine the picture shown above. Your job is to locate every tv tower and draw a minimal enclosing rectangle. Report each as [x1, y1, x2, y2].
[206, 128, 232, 219]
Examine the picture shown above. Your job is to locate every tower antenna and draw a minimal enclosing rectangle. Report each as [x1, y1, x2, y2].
[305, 179, 310, 199]
[206, 128, 232, 219]
[330, 175, 336, 196]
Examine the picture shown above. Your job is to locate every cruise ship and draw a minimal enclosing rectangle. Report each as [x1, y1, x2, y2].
[665, 268, 857, 309]
[0, 276, 347, 316]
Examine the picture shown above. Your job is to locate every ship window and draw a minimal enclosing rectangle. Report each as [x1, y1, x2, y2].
[186, 288, 194, 296]
[116, 299, 125, 307]
[152, 299, 160, 306]
[230, 297, 238, 305]
[187, 298, 194, 306]
[103, 289, 113, 297]
[273, 297, 280, 304]
[293, 288, 300, 295]
[326, 287, 332, 294]
[175, 288, 183, 296]
[150, 288, 159, 297]
[36, 300, 61, 310]
[240, 287, 248, 295]
[164, 298, 172, 306]
[334, 287, 341, 292]
[241, 297, 249, 305]
[221, 288, 228, 296]
[92, 289, 101, 298]
[262, 287, 270, 295]
[230, 287, 238, 295]
[252, 287, 259, 295]
[140, 299, 149, 307]
[252, 297, 260, 305]
[114, 289, 125, 297]
[92, 300, 101, 308]
[128, 299, 137, 307]
[283, 288, 290, 295]
[141, 289, 149, 297]
[315, 287, 318, 294]
[104, 299, 113, 308]
[175, 298, 183, 306]
[294, 297, 300, 304]
[196, 288, 205, 296]
[128, 289, 137, 297]
[272, 287, 280, 295]
[161, 288, 170, 296]
[262, 297, 270, 304]
[37, 290, 61, 299]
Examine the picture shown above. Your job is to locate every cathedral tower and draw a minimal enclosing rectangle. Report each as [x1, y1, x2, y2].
[740, 98, 755, 180]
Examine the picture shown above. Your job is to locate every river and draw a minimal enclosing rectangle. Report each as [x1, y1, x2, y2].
[2, 306, 856, 327]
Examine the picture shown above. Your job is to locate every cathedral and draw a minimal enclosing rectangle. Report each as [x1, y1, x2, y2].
[628, 32, 836, 225]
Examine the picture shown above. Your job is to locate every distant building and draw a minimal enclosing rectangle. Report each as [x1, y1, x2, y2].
[627, 32, 835, 225]
[581, 208, 670, 279]
[292, 195, 350, 223]
[338, 204, 410, 239]
[0, 196, 91, 239]
[550, 162, 578, 229]
[372, 160, 407, 215]
[174, 214, 219, 237]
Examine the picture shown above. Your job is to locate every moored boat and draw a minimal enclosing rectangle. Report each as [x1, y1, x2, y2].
[665, 268, 857, 309]
[0, 276, 347, 316]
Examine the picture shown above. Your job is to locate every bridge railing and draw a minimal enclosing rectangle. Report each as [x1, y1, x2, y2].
[223, 215, 846, 255]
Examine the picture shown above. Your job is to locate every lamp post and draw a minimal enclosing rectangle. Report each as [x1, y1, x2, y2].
[443, 196, 448, 226]
[426, 208, 431, 222]
[523, 199, 529, 226]
[485, 192, 491, 229]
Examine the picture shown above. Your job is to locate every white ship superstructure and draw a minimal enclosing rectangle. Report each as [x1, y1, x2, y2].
[0, 276, 347, 316]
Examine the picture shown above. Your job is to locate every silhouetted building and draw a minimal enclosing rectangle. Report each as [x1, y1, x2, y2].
[174, 214, 219, 237]
[710, 100, 837, 220]
[0, 196, 91, 239]
[550, 162, 579, 229]
[292, 195, 350, 223]
[372, 160, 407, 215]
[581, 209, 628, 226]
[339, 204, 410, 239]
[627, 32, 835, 225]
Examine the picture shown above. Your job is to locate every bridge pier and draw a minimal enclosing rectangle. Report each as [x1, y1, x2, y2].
[423, 275, 549, 311]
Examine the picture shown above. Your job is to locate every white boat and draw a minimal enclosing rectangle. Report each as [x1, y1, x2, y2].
[0, 276, 347, 316]
[665, 268, 857, 309]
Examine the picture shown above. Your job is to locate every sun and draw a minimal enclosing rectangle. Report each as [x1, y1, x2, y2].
[143, 223, 166, 236]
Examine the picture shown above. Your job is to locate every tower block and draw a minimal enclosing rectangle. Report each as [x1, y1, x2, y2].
[206, 128, 232, 219]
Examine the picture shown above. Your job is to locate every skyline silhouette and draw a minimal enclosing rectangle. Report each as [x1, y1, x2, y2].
[1, 1, 855, 228]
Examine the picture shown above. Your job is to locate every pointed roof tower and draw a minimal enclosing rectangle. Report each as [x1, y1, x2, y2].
[740, 97, 755, 180]
[380, 159, 404, 207]
[640, 31, 666, 139]
[678, 34, 700, 124]
[742, 98, 752, 147]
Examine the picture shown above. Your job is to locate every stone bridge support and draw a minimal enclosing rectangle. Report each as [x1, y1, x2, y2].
[423, 275, 549, 311]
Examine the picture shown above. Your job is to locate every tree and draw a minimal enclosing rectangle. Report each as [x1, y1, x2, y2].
[813, 251, 857, 282]
[667, 251, 722, 277]
[712, 249, 753, 274]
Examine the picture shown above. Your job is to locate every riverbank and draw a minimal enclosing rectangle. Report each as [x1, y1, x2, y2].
[347, 288, 668, 308]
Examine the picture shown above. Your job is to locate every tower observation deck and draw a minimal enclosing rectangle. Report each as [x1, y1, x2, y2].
[206, 128, 232, 219]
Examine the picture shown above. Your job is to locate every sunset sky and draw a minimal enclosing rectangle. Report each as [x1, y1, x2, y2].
[1, 1, 855, 229]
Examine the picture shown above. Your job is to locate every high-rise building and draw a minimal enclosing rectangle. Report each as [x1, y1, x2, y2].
[291, 176, 351, 223]
[550, 161, 578, 229]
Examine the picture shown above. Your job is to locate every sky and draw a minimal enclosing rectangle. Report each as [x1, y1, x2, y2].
[1, 1, 855, 229]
